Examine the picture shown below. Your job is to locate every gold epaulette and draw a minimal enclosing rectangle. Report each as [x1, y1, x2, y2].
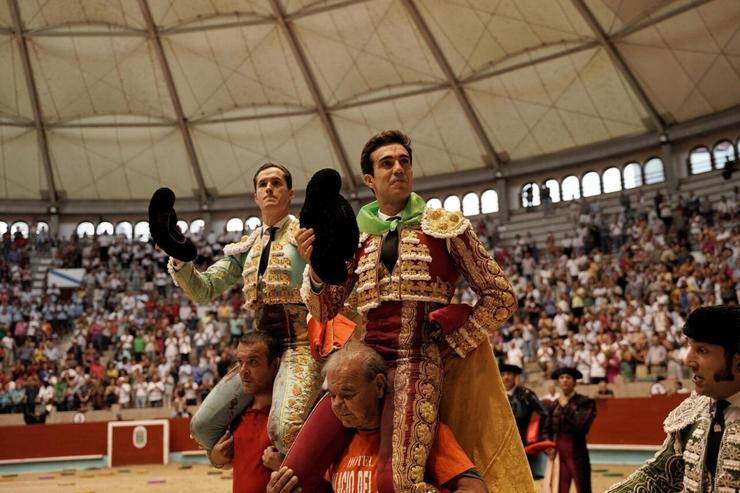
[421, 207, 470, 239]
[663, 393, 711, 433]
[223, 229, 259, 257]
[287, 217, 300, 246]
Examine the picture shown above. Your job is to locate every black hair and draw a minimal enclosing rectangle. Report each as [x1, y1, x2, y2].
[239, 332, 283, 363]
[359, 130, 412, 176]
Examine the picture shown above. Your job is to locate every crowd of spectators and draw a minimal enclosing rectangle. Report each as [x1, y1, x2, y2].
[473, 187, 739, 391]
[0, 185, 737, 416]
[0, 228, 249, 416]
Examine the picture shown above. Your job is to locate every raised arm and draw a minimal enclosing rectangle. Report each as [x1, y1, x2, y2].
[169, 231, 259, 304]
[169, 256, 244, 304]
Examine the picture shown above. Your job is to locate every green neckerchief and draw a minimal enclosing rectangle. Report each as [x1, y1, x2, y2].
[356, 192, 426, 235]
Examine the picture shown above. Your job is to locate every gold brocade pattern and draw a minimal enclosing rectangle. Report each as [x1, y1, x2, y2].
[391, 303, 442, 493]
[446, 228, 517, 356]
[241, 229, 303, 309]
[392, 303, 415, 491]
[421, 208, 468, 238]
[268, 345, 323, 454]
[354, 231, 454, 313]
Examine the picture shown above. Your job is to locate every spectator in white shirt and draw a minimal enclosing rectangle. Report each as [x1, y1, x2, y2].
[506, 340, 525, 370]
[645, 336, 668, 376]
[178, 362, 193, 384]
[133, 374, 147, 408]
[183, 378, 199, 407]
[589, 347, 607, 384]
[573, 342, 592, 383]
[147, 375, 165, 408]
[118, 377, 132, 408]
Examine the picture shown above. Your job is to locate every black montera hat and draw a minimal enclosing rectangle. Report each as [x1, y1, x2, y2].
[499, 364, 523, 375]
[551, 367, 583, 380]
[683, 305, 740, 354]
[299, 169, 359, 285]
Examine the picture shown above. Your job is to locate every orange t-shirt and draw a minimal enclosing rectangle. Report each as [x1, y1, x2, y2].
[328, 423, 474, 493]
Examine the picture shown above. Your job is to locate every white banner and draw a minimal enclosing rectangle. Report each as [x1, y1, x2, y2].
[46, 268, 85, 288]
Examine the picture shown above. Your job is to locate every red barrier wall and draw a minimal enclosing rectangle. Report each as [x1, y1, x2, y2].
[0, 396, 688, 461]
[169, 417, 200, 452]
[110, 423, 166, 467]
[0, 421, 108, 460]
[0, 418, 200, 461]
[589, 394, 687, 445]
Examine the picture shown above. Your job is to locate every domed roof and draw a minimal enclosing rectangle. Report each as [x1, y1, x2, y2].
[1, 0, 738, 207]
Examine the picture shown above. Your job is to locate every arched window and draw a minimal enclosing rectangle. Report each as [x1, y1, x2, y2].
[582, 171, 601, 197]
[480, 190, 498, 213]
[561, 175, 581, 201]
[0, 221, 7, 235]
[35, 222, 49, 234]
[115, 221, 133, 239]
[713, 140, 736, 170]
[245, 217, 261, 231]
[443, 195, 461, 212]
[77, 221, 95, 238]
[461, 192, 480, 216]
[226, 217, 244, 233]
[96, 221, 114, 235]
[689, 146, 712, 175]
[134, 221, 150, 242]
[426, 198, 442, 209]
[10, 221, 29, 238]
[644, 157, 665, 184]
[623, 162, 643, 189]
[543, 179, 560, 203]
[190, 219, 206, 234]
[176, 220, 189, 234]
[521, 183, 540, 207]
[602, 167, 622, 193]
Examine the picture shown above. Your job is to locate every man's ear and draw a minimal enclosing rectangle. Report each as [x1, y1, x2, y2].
[271, 358, 281, 375]
[733, 353, 740, 376]
[362, 174, 375, 193]
[374, 373, 387, 398]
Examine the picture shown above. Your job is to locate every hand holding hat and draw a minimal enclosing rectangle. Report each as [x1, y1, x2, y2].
[148, 187, 198, 262]
[299, 169, 359, 285]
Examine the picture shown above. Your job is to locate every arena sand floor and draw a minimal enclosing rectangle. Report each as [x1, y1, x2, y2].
[0, 462, 639, 492]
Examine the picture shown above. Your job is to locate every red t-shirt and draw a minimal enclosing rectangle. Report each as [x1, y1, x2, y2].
[233, 406, 272, 493]
[328, 423, 474, 493]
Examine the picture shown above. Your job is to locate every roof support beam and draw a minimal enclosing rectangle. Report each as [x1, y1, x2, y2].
[572, 0, 667, 134]
[2, 103, 737, 216]
[401, 0, 503, 172]
[612, 0, 714, 40]
[268, 0, 358, 193]
[8, 0, 58, 204]
[137, 0, 210, 205]
[288, 0, 372, 20]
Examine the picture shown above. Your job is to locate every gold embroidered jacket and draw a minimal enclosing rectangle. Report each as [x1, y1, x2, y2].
[606, 393, 740, 492]
[302, 207, 517, 357]
[170, 215, 305, 310]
